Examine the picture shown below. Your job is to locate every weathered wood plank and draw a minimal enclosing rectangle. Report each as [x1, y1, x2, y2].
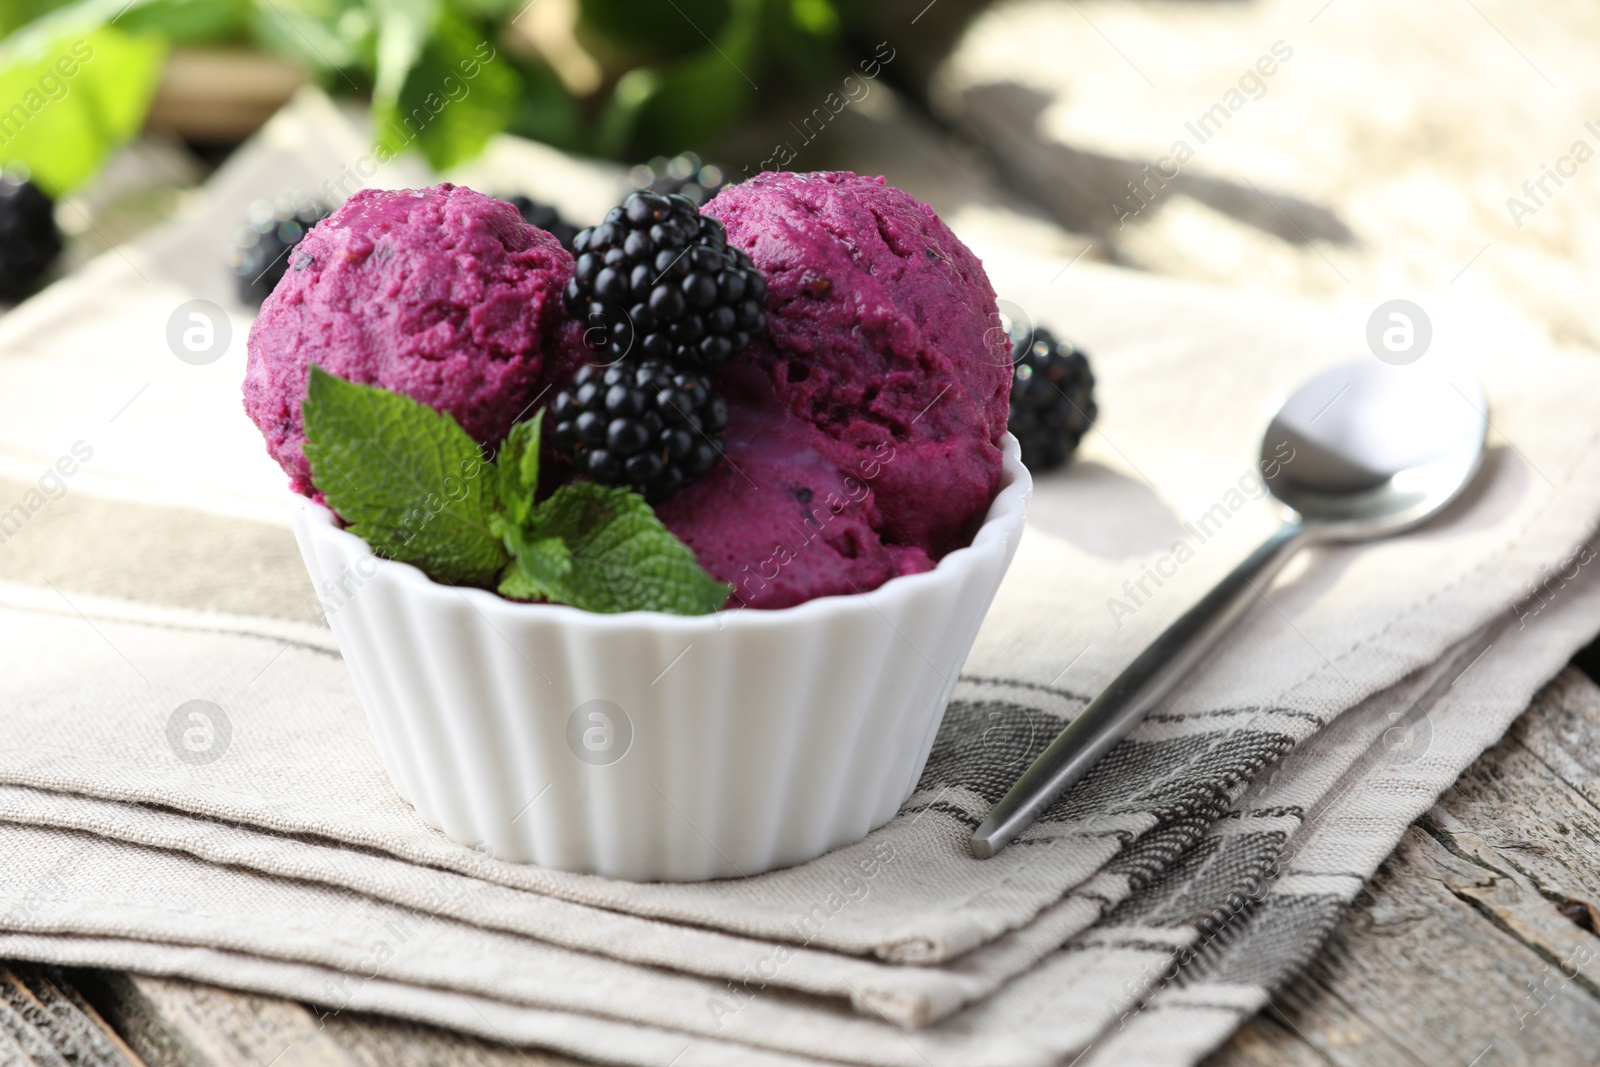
[1217, 824, 1600, 1066]
[1196, 1008, 1334, 1067]
[1510, 666, 1600, 814]
[0, 965, 143, 1067]
[88, 972, 359, 1067]
[81, 969, 588, 1067]
[1208, 668, 1600, 1066]
[33, 968, 149, 1067]
[0, 970, 70, 1067]
[319, 1012, 580, 1067]
[0, 1025, 35, 1067]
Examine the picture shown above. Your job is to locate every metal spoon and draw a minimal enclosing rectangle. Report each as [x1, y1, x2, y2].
[970, 357, 1489, 858]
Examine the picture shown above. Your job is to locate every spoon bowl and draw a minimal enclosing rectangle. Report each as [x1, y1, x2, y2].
[971, 356, 1491, 858]
[1262, 359, 1489, 539]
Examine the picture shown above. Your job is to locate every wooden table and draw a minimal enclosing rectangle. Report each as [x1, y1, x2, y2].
[5, 657, 1598, 1066]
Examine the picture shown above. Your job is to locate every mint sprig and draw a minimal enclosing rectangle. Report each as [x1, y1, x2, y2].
[505, 480, 732, 615]
[301, 368, 730, 615]
[303, 365, 507, 587]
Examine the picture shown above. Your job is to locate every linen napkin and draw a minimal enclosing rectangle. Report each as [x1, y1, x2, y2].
[0, 89, 1597, 1066]
[0, 606, 1595, 1067]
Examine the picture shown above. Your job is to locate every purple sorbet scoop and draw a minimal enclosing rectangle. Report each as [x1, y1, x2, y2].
[243, 183, 582, 495]
[655, 172, 1012, 608]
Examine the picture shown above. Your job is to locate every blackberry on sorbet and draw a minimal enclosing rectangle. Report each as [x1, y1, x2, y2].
[506, 194, 579, 253]
[552, 360, 728, 502]
[226, 195, 329, 307]
[563, 190, 766, 371]
[0, 177, 62, 302]
[1008, 325, 1097, 472]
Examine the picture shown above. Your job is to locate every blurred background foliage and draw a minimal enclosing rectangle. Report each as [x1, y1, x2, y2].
[0, 0, 891, 191]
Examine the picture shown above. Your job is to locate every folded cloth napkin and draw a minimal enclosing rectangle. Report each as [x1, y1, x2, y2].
[1, 90, 1598, 1066]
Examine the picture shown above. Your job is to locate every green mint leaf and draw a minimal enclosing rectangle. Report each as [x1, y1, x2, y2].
[497, 530, 572, 601]
[302, 365, 508, 587]
[528, 482, 730, 615]
[496, 410, 543, 529]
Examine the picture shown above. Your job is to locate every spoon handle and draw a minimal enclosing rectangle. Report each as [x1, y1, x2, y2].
[970, 520, 1312, 859]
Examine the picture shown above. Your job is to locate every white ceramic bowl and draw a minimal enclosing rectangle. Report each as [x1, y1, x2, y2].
[292, 436, 1030, 881]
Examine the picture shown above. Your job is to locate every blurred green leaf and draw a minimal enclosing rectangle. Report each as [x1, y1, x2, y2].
[247, 0, 363, 72]
[0, 24, 166, 192]
[368, 0, 433, 102]
[577, 0, 730, 55]
[787, 0, 835, 37]
[0, 0, 77, 37]
[375, 6, 517, 170]
[450, 0, 520, 18]
[595, 63, 655, 159]
[0, 0, 148, 50]
[631, 49, 750, 156]
[116, 0, 249, 44]
[505, 55, 583, 153]
[761, 0, 840, 86]
[0, 0, 894, 194]
[600, 0, 758, 158]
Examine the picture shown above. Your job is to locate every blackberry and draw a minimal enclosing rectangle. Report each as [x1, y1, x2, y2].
[506, 194, 580, 253]
[563, 190, 766, 371]
[551, 360, 728, 502]
[627, 152, 727, 207]
[1008, 325, 1097, 471]
[0, 177, 62, 302]
[226, 195, 329, 307]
